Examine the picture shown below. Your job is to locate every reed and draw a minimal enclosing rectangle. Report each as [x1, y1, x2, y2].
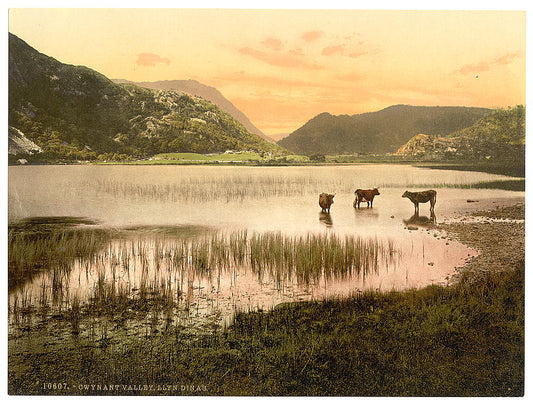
[69, 294, 81, 335]
[10, 228, 399, 318]
[8, 225, 110, 289]
[9, 223, 401, 346]
[78, 168, 521, 204]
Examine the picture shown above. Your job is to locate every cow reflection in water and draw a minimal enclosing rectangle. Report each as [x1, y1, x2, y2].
[403, 211, 437, 227]
[319, 211, 333, 228]
[353, 206, 379, 218]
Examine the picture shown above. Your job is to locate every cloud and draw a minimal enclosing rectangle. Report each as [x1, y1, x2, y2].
[457, 52, 520, 75]
[136, 53, 171, 66]
[301, 30, 324, 42]
[237, 47, 322, 69]
[457, 61, 490, 75]
[322, 45, 345, 56]
[210, 72, 323, 90]
[336, 72, 363, 82]
[348, 50, 368, 58]
[261, 38, 283, 51]
[322, 44, 368, 58]
[289, 48, 304, 56]
[493, 52, 520, 65]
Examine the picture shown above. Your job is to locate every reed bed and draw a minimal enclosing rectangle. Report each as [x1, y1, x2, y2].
[9, 229, 399, 331]
[77, 169, 519, 203]
[8, 226, 111, 289]
[87, 176, 329, 203]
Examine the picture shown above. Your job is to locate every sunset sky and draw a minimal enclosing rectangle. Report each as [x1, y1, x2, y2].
[8, 8, 526, 135]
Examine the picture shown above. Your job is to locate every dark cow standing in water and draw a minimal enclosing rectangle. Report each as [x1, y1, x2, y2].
[319, 193, 335, 213]
[402, 190, 437, 213]
[353, 188, 380, 208]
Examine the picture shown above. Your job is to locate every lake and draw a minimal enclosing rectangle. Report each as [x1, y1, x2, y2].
[8, 164, 524, 331]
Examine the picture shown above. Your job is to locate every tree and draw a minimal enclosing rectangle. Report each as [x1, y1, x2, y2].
[309, 153, 326, 162]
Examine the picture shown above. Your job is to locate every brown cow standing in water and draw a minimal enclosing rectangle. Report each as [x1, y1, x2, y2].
[319, 193, 335, 213]
[353, 188, 380, 208]
[402, 190, 437, 213]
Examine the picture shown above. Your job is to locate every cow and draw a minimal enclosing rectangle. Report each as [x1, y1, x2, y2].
[402, 190, 437, 214]
[353, 188, 380, 208]
[319, 193, 335, 213]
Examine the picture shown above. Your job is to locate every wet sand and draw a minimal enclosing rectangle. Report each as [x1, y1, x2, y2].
[437, 202, 525, 284]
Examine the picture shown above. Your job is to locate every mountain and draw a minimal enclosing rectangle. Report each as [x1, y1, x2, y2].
[395, 105, 525, 160]
[8, 126, 43, 155]
[114, 79, 273, 142]
[268, 133, 289, 142]
[278, 105, 493, 155]
[8, 33, 284, 162]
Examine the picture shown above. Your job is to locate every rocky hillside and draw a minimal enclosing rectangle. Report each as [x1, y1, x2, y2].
[395, 105, 525, 160]
[117, 79, 272, 142]
[8, 33, 284, 162]
[8, 126, 43, 155]
[278, 105, 492, 155]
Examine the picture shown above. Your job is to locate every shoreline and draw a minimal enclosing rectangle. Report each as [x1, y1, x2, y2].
[437, 202, 525, 286]
[8, 201, 525, 396]
[7, 158, 526, 175]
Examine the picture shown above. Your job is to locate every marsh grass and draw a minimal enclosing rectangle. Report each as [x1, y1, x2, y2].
[404, 179, 525, 191]
[9, 226, 399, 335]
[468, 179, 525, 191]
[9, 260, 523, 396]
[8, 218, 524, 396]
[8, 224, 110, 289]
[417, 161, 525, 178]
[83, 169, 521, 203]
[88, 175, 325, 202]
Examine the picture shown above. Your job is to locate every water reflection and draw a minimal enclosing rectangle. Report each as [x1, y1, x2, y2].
[403, 212, 437, 227]
[9, 214, 480, 337]
[9, 226, 403, 329]
[8, 165, 514, 334]
[8, 165, 524, 230]
[8, 217, 110, 290]
[319, 211, 333, 227]
[353, 207, 379, 219]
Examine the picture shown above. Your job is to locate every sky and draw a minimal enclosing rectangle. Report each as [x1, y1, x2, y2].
[8, 7, 526, 135]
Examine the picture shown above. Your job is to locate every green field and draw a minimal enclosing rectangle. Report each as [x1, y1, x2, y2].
[97, 151, 311, 165]
[153, 152, 264, 162]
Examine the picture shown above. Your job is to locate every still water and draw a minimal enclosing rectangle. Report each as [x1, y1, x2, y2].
[8, 164, 523, 229]
[8, 164, 524, 329]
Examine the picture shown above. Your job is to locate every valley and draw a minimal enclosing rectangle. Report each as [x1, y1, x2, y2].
[7, 14, 526, 398]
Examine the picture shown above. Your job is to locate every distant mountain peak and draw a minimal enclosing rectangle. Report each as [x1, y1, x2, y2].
[119, 79, 272, 142]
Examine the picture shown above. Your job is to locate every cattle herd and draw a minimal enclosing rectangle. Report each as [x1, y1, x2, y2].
[319, 188, 437, 214]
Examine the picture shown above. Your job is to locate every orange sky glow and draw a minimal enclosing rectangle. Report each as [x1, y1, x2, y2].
[8, 8, 526, 135]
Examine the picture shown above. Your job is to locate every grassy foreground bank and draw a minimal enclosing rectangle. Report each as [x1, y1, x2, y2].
[9, 207, 524, 396]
